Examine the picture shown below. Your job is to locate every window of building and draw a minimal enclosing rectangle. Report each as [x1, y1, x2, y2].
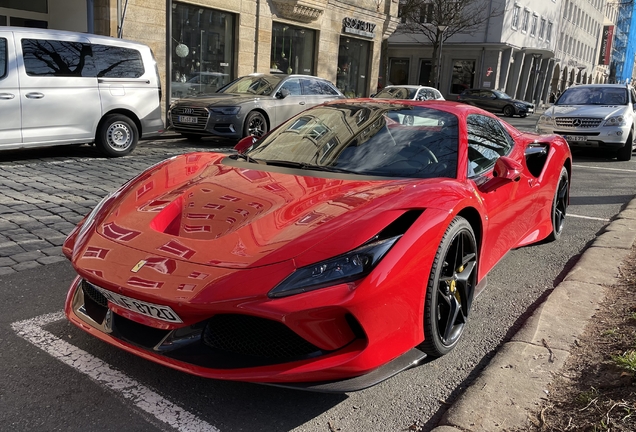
[271, 22, 315, 75]
[418, 59, 433, 86]
[539, 18, 546, 39]
[389, 58, 410, 85]
[419, 3, 434, 23]
[450, 60, 475, 94]
[522, 9, 530, 32]
[398, 2, 406, 23]
[337, 37, 370, 97]
[171, 3, 235, 100]
[512, 5, 521, 29]
[546, 22, 553, 41]
[530, 14, 538, 36]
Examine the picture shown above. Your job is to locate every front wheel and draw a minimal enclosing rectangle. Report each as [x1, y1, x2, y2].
[547, 167, 569, 241]
[96, 114, 138, 157]
[419, 216, 477, 357]
[617, 133, 633, 161]
[503, 105, 515, 117]
[243, 111, 268, 138]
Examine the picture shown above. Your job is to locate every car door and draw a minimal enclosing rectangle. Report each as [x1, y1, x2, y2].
[0, 31, 21, 146]
[479, 90, 499, 112]
[466, 114, 536, 274]
[18, 32, 101, 145]
[273, 77, 306, 126]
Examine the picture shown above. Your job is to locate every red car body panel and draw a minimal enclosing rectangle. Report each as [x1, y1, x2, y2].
[63, 100, 571, 386]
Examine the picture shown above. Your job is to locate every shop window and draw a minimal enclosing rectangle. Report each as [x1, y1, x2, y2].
[389, 58, 409, 85]
[270, 23, 315, 75]
[171, 4, 235, 100]
[337, 37, 370, 98]
[450, 60, 475, 94]
[418, 59, 432, 86]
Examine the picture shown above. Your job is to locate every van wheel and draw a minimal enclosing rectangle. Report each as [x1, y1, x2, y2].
[96, 114, 138, 157]
[617, 133, 633, 161]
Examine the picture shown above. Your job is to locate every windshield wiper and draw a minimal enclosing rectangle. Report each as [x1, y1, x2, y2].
[230, 153, 259, 164]
[261, 160, 356, 174]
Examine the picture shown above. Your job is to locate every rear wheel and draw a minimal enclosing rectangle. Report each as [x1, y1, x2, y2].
[617, 133, 633, 161]
[503, 105, 515, 117]
[547, 167, 569, 241]
[243, 111, 268, 138]
[96, 114, 138, 157]
[420, 216, 477, 357]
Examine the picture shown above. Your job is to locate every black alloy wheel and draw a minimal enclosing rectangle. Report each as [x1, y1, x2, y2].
[420, 216, 477, 357]
[503, 105, 515, 117]
[548, 166, 569, 241]
[243, 111, 268, 138]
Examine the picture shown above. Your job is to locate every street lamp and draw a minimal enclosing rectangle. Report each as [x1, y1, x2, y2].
[436, 25, 448, 90]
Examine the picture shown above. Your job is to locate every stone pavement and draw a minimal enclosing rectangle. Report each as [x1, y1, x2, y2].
[0, 137, 233, 275]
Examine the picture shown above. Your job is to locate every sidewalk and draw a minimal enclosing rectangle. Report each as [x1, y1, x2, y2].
[430, 198, 636, 431]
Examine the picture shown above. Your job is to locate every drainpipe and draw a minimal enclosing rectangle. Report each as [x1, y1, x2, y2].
[86, 0, 94, 34]
[118, 0, 129, 38]
[166, 0, 172, 126]
[117, 0, 121, 37]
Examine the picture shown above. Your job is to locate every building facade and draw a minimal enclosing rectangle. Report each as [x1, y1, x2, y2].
[1, 0, 400, 104]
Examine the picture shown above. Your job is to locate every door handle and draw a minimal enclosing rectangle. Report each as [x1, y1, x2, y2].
[0, 93, 15, 99]
[26, 92, 44, 99]
[299, 101, 306, 105]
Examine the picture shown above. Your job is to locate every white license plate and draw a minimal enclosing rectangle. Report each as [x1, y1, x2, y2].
[178, 115, 198, 124]
[564, 135, 587, 142]
[527, 108, 534, 113]
[94, 286, 183, 323]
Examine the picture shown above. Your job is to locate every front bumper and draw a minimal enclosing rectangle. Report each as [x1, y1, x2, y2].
[169, 105, 243, 139]
[536, 124, 630, 148]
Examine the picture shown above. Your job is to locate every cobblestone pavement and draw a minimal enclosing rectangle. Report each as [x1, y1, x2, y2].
[0, 137, 234, 275]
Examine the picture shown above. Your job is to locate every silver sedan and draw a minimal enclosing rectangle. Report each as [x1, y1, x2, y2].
[168, 74, 344, 140]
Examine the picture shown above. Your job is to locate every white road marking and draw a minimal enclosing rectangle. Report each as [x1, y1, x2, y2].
[568, 213, 610, 221]
[573, 164, 636, 173]
[11, 312, 220, 432]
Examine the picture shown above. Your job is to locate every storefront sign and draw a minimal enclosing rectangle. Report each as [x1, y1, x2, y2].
[598, 25, 614, 66]
[343, 17, 376, 38]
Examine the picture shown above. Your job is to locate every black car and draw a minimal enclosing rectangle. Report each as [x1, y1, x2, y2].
[457, 89, 534, 117]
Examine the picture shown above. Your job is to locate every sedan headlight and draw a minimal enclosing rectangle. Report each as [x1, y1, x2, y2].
[537, 115, 555, 126]
[210, 106, 241, 115]
[603, 115, 626, 127]
[514, 102, 526, 109]
[268, 235, 401, 298]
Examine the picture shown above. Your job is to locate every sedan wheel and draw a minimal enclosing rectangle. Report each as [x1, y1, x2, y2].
[503, 105, 515, 117]
[243, 111, 268, 138]
[548, 167, 569, 241]
[420, 216, 477, 357]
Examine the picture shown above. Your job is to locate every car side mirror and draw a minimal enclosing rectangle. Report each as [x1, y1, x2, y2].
[234, 136, 256, 154]
[277, 88, 291, 99]
[477, 156, 523, 193]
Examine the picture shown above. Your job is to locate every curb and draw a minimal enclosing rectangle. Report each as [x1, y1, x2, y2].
[430, 197, 636, 432]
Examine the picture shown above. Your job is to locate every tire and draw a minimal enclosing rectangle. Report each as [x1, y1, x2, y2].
[181, 133, 202, 141]
[419, 216, 477, 357]
[617, 133, 633, 161]
[243, 111, 268, 138]
[96, 114, 138, 157]
[503, 105, 515, 117]
[547, 167, 569, 242]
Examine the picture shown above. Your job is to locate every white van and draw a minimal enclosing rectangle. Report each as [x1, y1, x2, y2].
[0, 27, 164, 157]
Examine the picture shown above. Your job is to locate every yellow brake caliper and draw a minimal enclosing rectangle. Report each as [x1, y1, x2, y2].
[449, 265, 464, 303]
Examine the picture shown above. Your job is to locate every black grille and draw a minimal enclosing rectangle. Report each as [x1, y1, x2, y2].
[203, 314, 322, 360]
[82, 280, 108, 308]
[170, 106, 209, 131]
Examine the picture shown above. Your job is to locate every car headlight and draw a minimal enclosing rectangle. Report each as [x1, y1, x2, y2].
[537, 115, 555, 126]
[514, 102, 526, 109]
[268, 235, 401, 298]
[603, 115, 626, 126]
[210, 106, 241, 115]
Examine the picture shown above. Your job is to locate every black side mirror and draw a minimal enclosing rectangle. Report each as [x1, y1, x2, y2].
[277, 88, 291, 99]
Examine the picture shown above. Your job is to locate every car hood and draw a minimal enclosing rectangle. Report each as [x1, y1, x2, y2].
[92, 153, 438, 269]
[174, 93, 269, 106]
[546, 104, 627, 118]
[510, 98, 533, 107]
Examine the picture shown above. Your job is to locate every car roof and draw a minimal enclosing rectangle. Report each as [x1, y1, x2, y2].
[2, 26, 148, 48]
[567, 84, 629, 89]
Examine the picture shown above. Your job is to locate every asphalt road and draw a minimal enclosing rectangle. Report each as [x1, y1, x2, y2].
[1, 118, 635, 432]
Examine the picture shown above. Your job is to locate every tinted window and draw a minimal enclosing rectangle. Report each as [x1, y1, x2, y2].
[0, 38, 6, 79]
[22, 39, 94, 77]
[557, 87, 628, 105]
[301, 78, 333, 95]
[374, 87, 417, 99]
[92, 44, 144, 78]
[467, 114, 513, 176]
[319, 80, 340, 96]
[279, 78, 302, 95]
[248, 104, 458, 179]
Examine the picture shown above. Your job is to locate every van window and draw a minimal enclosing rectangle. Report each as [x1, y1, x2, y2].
[0, 38, 6, 78]
[22, 39, 94, 77]
[92, 44, 145, 78]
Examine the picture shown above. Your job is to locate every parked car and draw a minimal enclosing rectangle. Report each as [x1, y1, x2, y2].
[372, 85, 445, 101]
[168, 73, 344, 140]
[457, 88, 534, 117]
[171, 72, 230, 100]
[63, 99, 571, 392]
[536, 84, 636, 161]
[0, 26, 164, 157]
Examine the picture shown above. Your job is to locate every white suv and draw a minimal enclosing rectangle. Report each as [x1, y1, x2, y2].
[536, 84, 636, 161]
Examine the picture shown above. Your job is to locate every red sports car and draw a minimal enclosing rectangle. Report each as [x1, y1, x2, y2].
[63, 100, 571, 392]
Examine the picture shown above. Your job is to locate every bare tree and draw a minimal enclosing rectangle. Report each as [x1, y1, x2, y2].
[396, 0, 504, 88]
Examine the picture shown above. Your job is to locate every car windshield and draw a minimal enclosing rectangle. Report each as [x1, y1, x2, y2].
[247, 103, 459, 179]
[220, 75, 284, 96]
[492, 90, 511, 99]
[557, 87, 627, 105]
[374, 87, 417, 99]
